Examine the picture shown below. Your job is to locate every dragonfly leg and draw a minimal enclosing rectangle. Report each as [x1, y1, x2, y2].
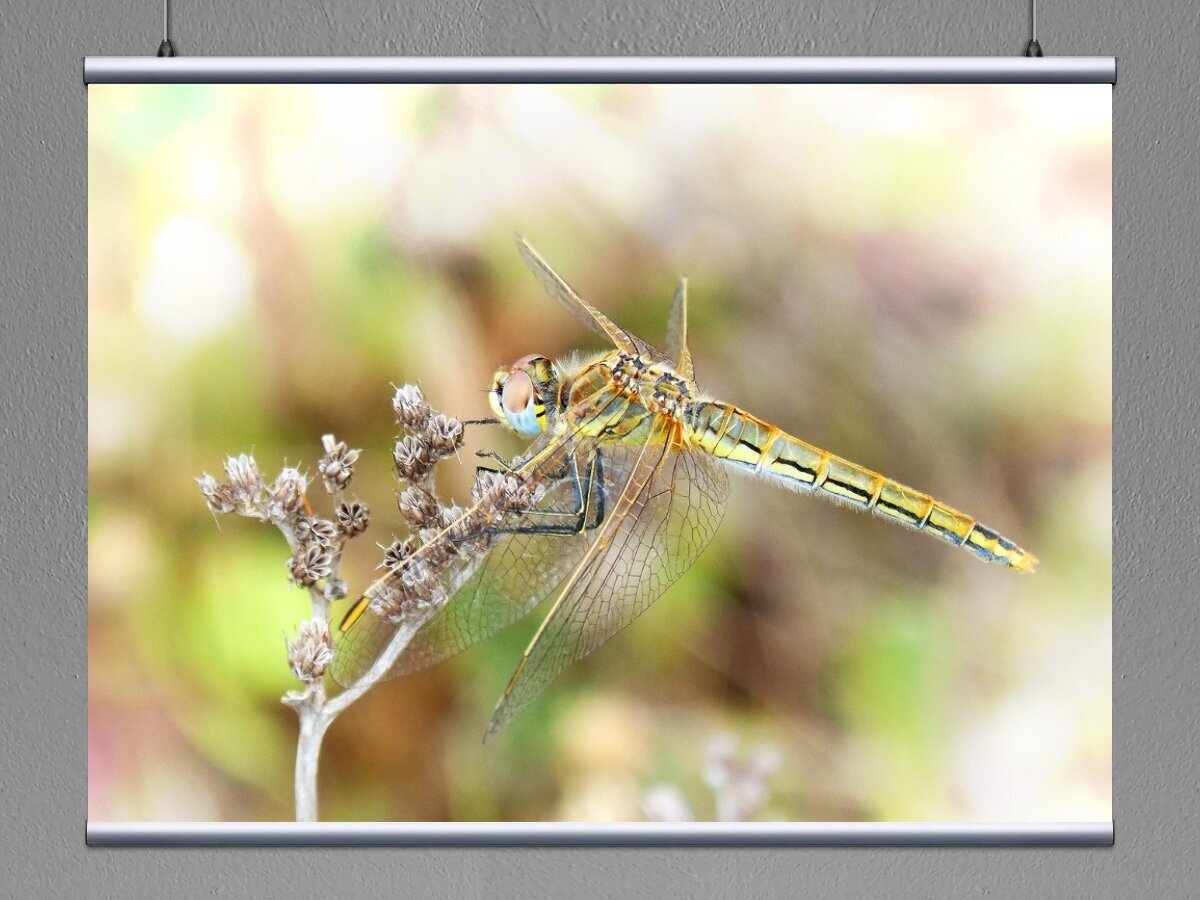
[475, 449, 516, 472]
[476, 448, 576, 481]
[481, 451, 606, 537]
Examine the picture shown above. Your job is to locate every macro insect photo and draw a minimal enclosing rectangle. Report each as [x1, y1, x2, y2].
[88, 83, 1111, 825]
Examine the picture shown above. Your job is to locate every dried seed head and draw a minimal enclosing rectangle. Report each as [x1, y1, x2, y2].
[492, 473, 544, 513]
[399, 559, 440, 597]
[427, 414, 464, 459]
[367, 582, 404, 620]
[397, 597, 431, 620]
[392, 384, 431, 429]
[380, 536, 416, 571]
[224, 453, 264, 502]
[392, 433, 433, 482]
[418, 527, 459, 567]
[703, 734, 781, 823]
[368, 560, 446, 622]
[335, 500, 370, 537]
[375, 593, 433, 623]
[397, 485, 441, 528]
[472, 469, 506, 505]
[641, 784, 694, 823]
[288, 543, 333, 587]
[400, 560, 447, 610]
[318, 435, 360, 493]
[197, 473, 236, 515]
[513, 479, 546, 511]
[295, 516, 337, 548]
[286, 618, 334, 682]
[267, 467, 309, 519]
[441, 504, 481, 543]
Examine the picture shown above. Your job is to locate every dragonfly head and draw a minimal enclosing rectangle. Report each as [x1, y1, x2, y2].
[489, 355, 559, 437]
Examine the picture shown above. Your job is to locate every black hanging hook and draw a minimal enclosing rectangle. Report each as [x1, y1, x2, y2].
[156, 0, 176, 57]
[1024, 0, 1043, 56]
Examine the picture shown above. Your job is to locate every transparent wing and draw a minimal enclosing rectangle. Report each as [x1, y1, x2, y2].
[515, 235, 667, 364]
[330, 429, 601, 687]
[665, 276, 694, 381]
[390, 514, 595, 677]
[329, 550, 483, 687]
[485, 420, 730, 738]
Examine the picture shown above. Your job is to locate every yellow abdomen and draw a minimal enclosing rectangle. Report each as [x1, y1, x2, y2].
[685, 400, 1037, 572]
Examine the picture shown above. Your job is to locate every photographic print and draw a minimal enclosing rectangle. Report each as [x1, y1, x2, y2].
[88, 81, 1111, 829]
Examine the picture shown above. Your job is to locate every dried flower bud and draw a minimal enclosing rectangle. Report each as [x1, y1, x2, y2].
[397, 485, 441, 528]
[392, 384, 431, 429]
[197, 474, 236, 514]
[400, 561, 448, 613]
[441, 504, 481, 544]
[376, 593, 435, 623]
[324, 577, 349, 601]
[642, 784, 694, 823]
[399, 559, 441, 598]
[286, 618, 334, 682]
[224, 453, 265, 501]
[472, 469, 506, 504]
[418, 527, 459, 567]
[295, 516, 337, 548]
[368, 561, 446, 622]
[380, 536, 416, 571]
[489, 473, 544, 514]
[427, 414, 464, 458]
[367, 582, 402, 619]
[398, 596, 431, 620]
[335, 500, 370, 537]
[288, 543, 333, 587]
[319, 435, 360, 493]
[267, 467, 308, 519]
[703, 734, 781, 823]
[393, 433, 434, 482]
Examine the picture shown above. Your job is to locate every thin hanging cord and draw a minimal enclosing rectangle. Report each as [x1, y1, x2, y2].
[157, 0, 176, 57]
[1025, 0, 1044, 56]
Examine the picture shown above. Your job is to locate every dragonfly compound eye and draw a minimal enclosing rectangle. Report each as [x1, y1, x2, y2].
[502, 370, 534, 414]
[498, 369, 544, 436]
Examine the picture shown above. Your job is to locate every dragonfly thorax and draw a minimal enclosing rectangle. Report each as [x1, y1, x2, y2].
[549, 351, 698, 449]
[647, 369, 692, 417]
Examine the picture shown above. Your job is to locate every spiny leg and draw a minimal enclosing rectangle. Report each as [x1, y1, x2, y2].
[476, 448, 577, 482]
[480, 451, 606, 538]
[475, 449, 517, 473]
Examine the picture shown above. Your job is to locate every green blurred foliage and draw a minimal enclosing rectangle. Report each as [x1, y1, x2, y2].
[88, 84, 1111, 823]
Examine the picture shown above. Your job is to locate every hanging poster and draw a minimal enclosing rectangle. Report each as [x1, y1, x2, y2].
[87, 65, 1112, 841]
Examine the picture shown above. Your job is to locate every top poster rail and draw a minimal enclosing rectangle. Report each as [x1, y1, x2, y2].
[84, 56, 1117, 86]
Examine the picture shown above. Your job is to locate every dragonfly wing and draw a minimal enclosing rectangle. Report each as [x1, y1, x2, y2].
[484, 420, 730, 738]
[387, 496, 595, 676]
[331, 527, 594, 685]
[331, 428, 605, 687]
[665, 276, 694, 381]
[330, 550, 480, 687]
[515, 235, 666, 364]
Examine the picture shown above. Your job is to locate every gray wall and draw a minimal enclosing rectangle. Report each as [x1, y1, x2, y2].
[2, 0, 1195, 896]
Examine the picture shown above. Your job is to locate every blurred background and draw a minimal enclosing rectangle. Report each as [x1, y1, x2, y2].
[88, 83, 1110, 823]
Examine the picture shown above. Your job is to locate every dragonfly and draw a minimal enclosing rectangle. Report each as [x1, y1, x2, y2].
[333, 236, 1037, 738]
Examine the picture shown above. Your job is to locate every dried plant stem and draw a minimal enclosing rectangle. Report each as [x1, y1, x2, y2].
[203, 393, 471, 822]
[285, 607, 437, 821]
[290, 690, 332, 822]
[287, 543, 484, 819]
